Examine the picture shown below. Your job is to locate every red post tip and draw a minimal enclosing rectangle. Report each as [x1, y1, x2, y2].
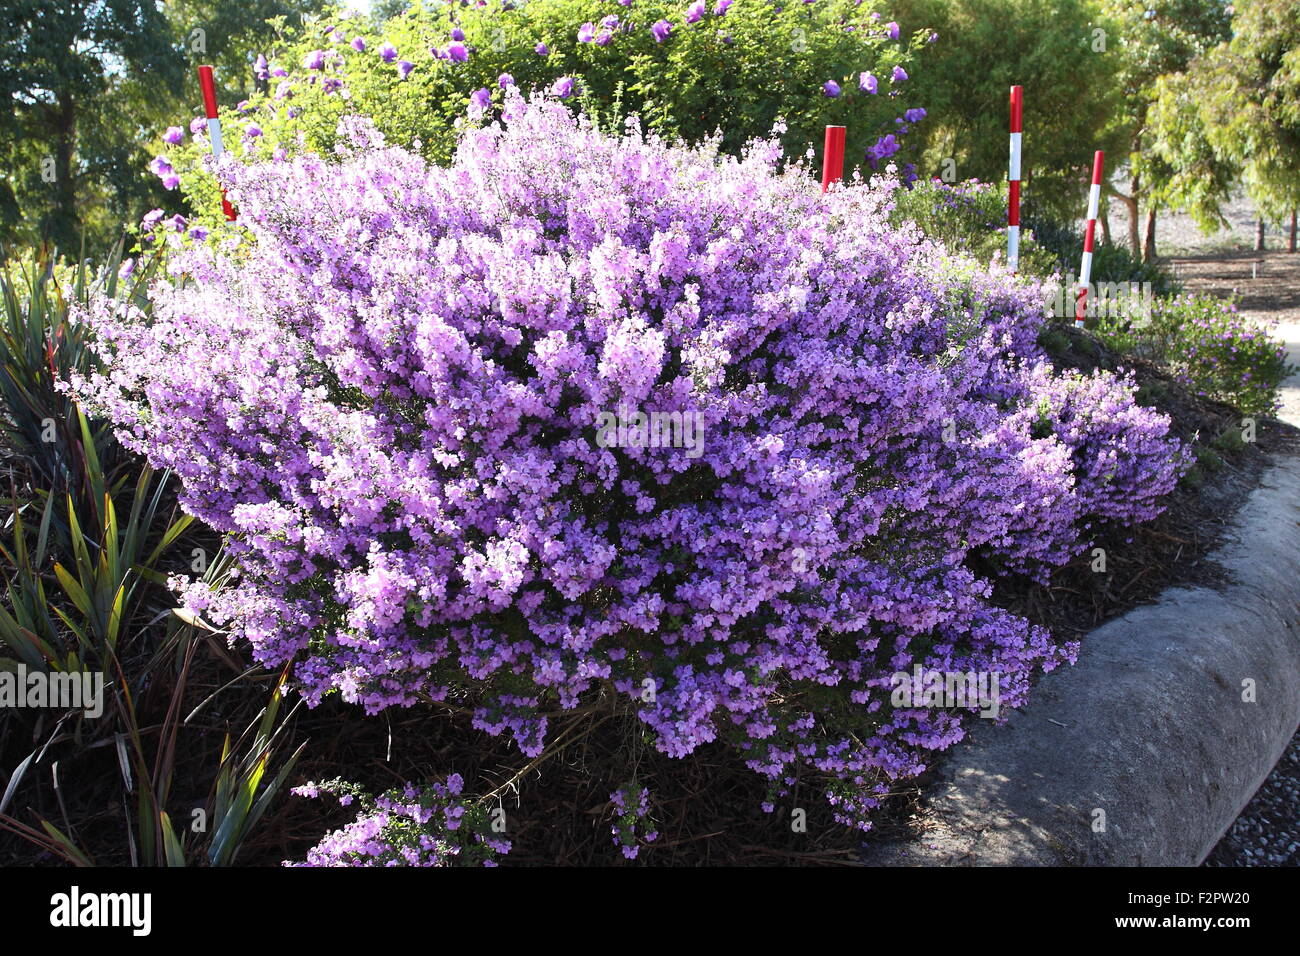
[1091, 150, 1105, 185]
[198, 65, 219, 118]
[821, 125, 846, 193]
[1010, 86, 1023, 132]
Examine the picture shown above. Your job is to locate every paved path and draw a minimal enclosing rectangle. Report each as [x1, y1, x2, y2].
[1169, 250, 1300, 868]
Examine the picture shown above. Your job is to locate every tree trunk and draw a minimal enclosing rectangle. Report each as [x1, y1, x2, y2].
[1100, 198, 1112, 245]
[1127, 171, 1141, 255]
[1143, 207, 1157, 262]
[1256, 219, 1266, 252]
[46, 93, 78, 254]
[1289, 210, 1296, 253]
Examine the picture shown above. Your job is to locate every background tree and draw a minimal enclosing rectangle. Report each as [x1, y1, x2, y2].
[1212, 0, 1298, 247]
[0, 0, 185, 254]
[1097, 0, 1232, 259]
[0, 0, 325, 258]
[1144, 0, 1300, 251]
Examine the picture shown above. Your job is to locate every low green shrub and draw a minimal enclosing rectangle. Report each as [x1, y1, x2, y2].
[890, 177, 1057, 274]
[1024, 213, 1179, 296]
[1093, 293, 1294, 416]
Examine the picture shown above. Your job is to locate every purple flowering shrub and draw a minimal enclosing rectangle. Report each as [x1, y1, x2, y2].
[73, 96, 1188, 842]
[285, 776, 510, 866]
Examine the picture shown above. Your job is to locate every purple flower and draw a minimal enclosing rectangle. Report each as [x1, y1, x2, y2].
[904, 107, 926, 122]
[498, 73, 515, 89]
[379, 42, 398, 63]
[823, 80, 841, 97]
[715, 0, 732, 13]
[271, 67, 288, 77]
[578, 22, 596, 43]
[686, 1, 706, 23]
[859, 72, 877, 93]
[188, 225, 209, 241]
[165, 213, 187, 233]
[303, 50, 326, 71]
[651, 19, 673, 42]
[189, 116, 206, 135]
[447, 42, 468, 62]
[244, 124, 263, 139]
[551, 76, 575, 98]
[162, 126, 185, 145]
[451, 28, 465, 42]
[866, 133, 900, 163]
[892, 65, 908, 83]
[885, 20, 900, 40]
[117, 257, 136, 280]
[396, 59, 415, 79]
[535, 41, 550, 55]
[469, 87, 492, 117]
[254, 54, 269, 81]
[351, 37, 366, 52]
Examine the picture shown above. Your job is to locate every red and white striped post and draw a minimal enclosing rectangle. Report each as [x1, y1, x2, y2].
[821, 125, 846, 192]
[198, 65, 237, 221]
[1075, 150, 1104, 327]
[1008, 85, 1023, 274]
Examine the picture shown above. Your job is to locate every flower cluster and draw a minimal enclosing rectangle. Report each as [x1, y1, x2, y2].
[285, 776, 510, 866]
[74, 95, 1188, 838]
[610, 785, 659, 858]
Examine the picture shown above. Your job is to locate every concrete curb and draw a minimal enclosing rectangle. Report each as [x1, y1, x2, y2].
[865, 452, 1300, 866]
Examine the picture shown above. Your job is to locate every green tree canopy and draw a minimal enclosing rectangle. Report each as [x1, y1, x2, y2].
[890, 0, 1129, 222]
[0, 0, 325, 258]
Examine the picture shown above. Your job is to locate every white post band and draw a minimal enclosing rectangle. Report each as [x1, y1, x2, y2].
[1086, 183, 1101, 221]
[207, 117, 225, 158]
[1008, 133, 1022, 181]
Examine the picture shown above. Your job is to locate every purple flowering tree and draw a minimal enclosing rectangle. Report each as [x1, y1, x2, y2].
[155, 0, 933, 235]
